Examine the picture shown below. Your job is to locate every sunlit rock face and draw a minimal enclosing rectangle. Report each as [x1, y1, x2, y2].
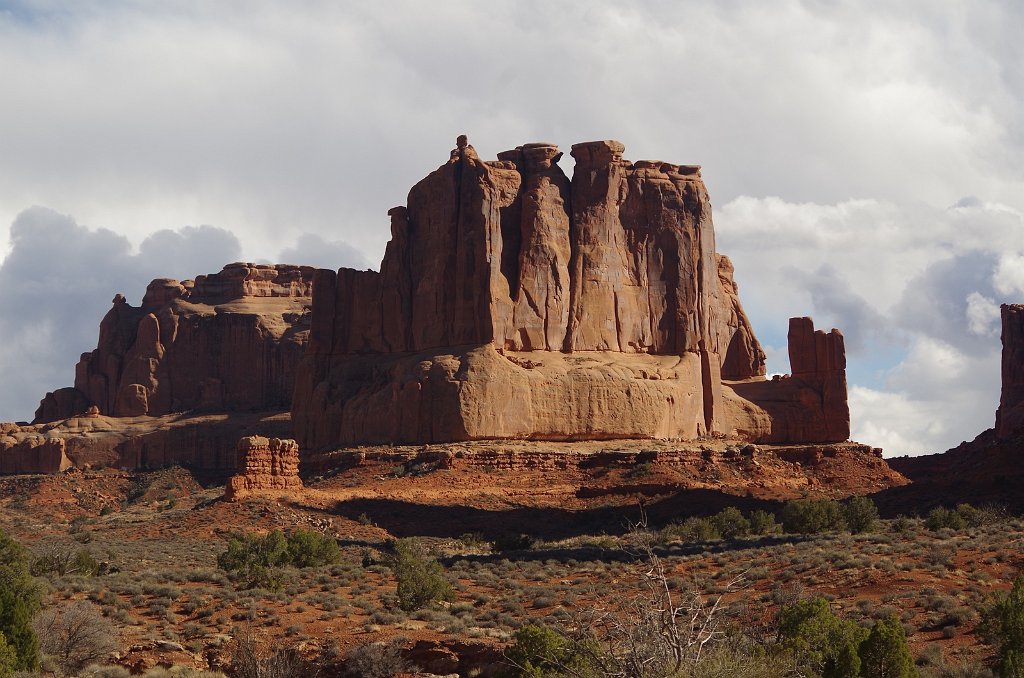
[293, 137, 850, 449]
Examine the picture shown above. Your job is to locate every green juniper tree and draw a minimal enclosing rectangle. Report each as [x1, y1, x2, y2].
[858, 616, 917, 678]
[0, 528, 40, 671]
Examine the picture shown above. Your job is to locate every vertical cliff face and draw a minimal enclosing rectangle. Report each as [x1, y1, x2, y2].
[292, 138, 852, 450]
[301, 138, 763, 366]
[996, 303, 1024, 439]
[35, 263, 315, 423]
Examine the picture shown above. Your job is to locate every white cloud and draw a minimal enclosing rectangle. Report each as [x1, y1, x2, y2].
[277, 233, 369, 271]
[994, 254, 1024, 296]
[849, 336, 1000, 456]
[0, 1, 1022, 454]
[717, 195, 1020, 455]
[966, 292, 1001, 337]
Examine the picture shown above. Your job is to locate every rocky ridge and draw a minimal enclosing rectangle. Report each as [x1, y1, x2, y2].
[0, 411, 290, 475]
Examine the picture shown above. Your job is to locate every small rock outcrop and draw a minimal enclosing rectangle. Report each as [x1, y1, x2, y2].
[34, 263, 314, 423]
[996, 303, 1024, 439]
[293, 137, 848, 449]
[225, 436, 303, 500]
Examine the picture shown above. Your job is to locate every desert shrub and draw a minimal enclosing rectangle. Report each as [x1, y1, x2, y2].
[843, 497, 879, 534]
[34, 601, 117, 676]
[983, 572, 1024, 677]
[625, 462, 654, 480]
[0, 528, 41, 671]
[217, 529, 339, 590]
[344, 638, 413, 677]
[777, 596, 866, 677]
[662, 516, 721, 542]
[284, 529, 340, 569]
[713, 507, 751, 539]
[31, 546, 100, 577]
[491, 534, 535, 552]
[140, 669, 226, 678]
[748, 509, 779, 536]
[780, 500, 847, 534]
[504, 623, 595, 677]
[925, 507, 967, 531]
[954, 503, 1008, 528]
[218, 531, 289, 590]
[387, 539, 454, 612]
[0, 633, 16, 678]
[858, 616, 917, 678]
[675, 641, 792, 677]
[230, 627, 304, 678]
[79, 665, 132, 678]
[891, 516, 915, 534]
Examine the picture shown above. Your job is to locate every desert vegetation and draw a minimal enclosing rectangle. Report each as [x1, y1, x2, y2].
[1, 464, 1023, 677]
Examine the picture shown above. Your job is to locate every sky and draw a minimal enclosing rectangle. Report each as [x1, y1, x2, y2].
[0, 0, 1021, 456]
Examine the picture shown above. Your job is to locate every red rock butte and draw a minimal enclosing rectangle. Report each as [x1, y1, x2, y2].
[293, 137, 850, 449]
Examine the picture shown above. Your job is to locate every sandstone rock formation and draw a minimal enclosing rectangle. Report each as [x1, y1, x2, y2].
[2, 263, 313, 475]
[293, 138, 848, 449]
[996, 303, 1024, 439]
[725, 317, 850, 443]
[224, 436, 303, 500]
[35, 263, 314, 423]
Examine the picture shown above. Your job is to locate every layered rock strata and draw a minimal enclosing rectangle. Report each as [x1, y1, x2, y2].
[224, 436, 303, 500]
[0, 411, 291, 475]
[293, 137, 849, 449]
[35, 263, 314, 422]
[996, 303, 1024, 439]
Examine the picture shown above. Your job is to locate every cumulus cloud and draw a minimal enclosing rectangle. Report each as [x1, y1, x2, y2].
[995, 253, 1024, 296]
[717, 195, 1022, 455]
[0, 207, 241, 421]
[277, 233, 369, 271]
[966, 292, 1001, 338]
[0, 1, 1021, 263]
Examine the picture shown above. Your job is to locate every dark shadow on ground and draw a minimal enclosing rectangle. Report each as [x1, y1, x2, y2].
[329, 487, 785, 541]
